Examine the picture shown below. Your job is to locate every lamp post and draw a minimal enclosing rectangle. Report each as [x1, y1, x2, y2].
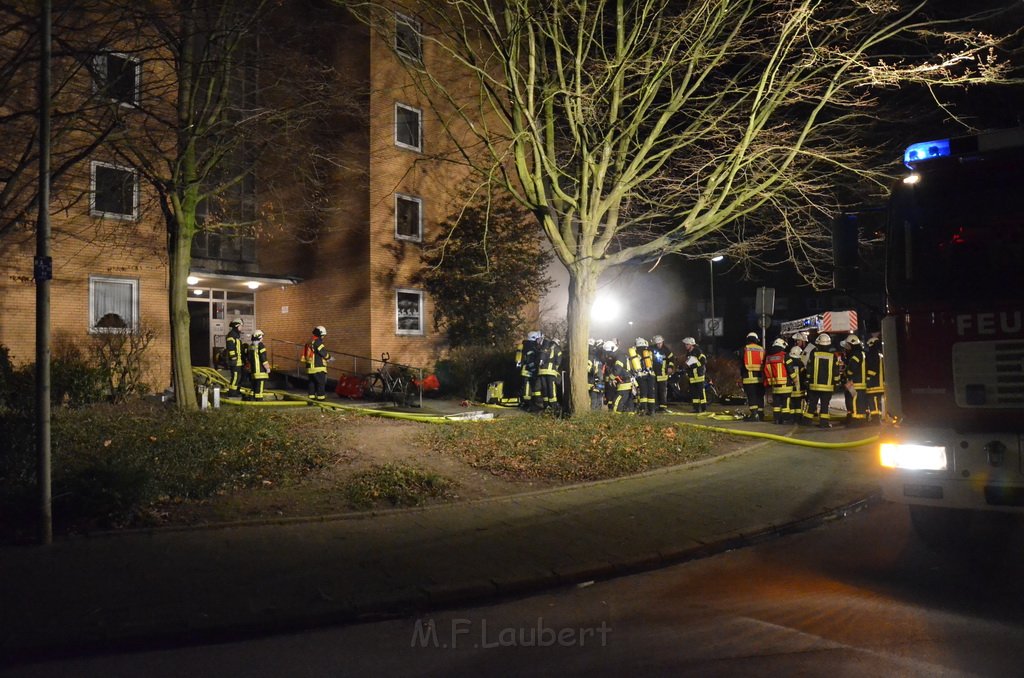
[708, 255, 724, 354]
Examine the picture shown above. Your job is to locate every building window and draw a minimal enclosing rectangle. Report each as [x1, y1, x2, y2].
[89, 276, 139, 333]
[90, 161, 138, 220]
[92, 52, 140, 105]
[395, 103, 422, 152]
[396, 289, 424, 335]
[395, 13, 422, 63]
[395, 194, 422, 242]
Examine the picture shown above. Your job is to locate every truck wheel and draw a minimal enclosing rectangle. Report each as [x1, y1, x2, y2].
[908, 505, 974, 550]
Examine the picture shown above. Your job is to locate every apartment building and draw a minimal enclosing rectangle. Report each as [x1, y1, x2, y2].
[0, 1, 472, 391]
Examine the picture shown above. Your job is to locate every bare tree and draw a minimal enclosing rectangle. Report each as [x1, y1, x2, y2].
[102, 0, 361, 409]
[352, 0, 1019, 414]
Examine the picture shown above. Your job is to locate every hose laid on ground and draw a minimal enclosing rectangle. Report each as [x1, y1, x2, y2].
[192, 367, 476, 423]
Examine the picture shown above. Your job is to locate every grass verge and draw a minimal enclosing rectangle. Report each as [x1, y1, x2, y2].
[0, 402, 343, 539]
[424, 412, 726, 483]
[344, 463, 456, 510]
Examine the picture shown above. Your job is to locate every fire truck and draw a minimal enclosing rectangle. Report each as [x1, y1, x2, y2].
[836, 128, 1024, 544]
[779, 310, 858, 338]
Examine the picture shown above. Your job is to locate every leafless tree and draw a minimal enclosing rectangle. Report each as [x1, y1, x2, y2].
[352, 0, 1020, 414]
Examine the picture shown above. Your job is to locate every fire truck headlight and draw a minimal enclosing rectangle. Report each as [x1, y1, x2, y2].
[880, 443, 947, 471]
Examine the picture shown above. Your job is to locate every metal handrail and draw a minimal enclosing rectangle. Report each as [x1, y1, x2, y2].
[268, 338, 423, 407]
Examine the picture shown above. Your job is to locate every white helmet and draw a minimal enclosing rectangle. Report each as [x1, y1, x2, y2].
[789, 346, 803, 358]
[746, 331, 759, 342]
[772, 338, 787, 349]
[815, 333, 832, 347]
[682, 337, 696, 347]
[635, 337, 649, 348]
[846, 334, 861, 346]
[652, 334, 664, 345]
[602, 340, 618, 352]
[314, 325, 327, 337]
[793, 332, 809, 343]
[527, 330, 542, 342]
[251, 330, 264, 341]
[867, 336, 880, 348]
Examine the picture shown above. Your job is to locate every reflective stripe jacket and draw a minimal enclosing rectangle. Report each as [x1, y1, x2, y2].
[516, 339, 539, 377]
[307, 337, 330, 374]
[788, 356, 805, 397]
[225, 329, 243, 368]
[865, 346, 884, 394]
[683, 347, 707, 384]
[844, 347, 868, 389]
[763, 348, 791, 391]
[247, 341, 269, 379]
[806, 347, 840, 392]
[652, 344, 674, 381]
[742, 343, 764, 385]
[537, 341, 562, 377]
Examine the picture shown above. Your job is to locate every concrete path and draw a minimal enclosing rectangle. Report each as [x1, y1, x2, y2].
[0, 414, 882, 663]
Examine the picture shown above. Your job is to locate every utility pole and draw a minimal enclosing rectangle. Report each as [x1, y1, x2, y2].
[35, 0, 53, 545]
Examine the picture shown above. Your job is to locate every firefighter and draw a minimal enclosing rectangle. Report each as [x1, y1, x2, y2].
[630, 337, 656, 415]
[763, 337, 792, 424]
[246, 330, 270, 401]
[865, 336, 885, 423]
[740, 331, 765, 421]
[792, 331, 811, 366]
[515, 330, 543, 411]
[843, 334, 869, 426]
[804, 333, 841, 427]
[305, 325, 331, 400]
[604, 340, 634, 413]
[681, 337, 708, 413]
[587, 339, 606, 411]
[224, 319, 244, 397]
[787, 345, 807, 424]
[537, 336, 563, 412]
[651, 334, 674, 412]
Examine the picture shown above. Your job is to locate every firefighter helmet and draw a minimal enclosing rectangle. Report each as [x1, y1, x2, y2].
[793, 331, 809, 343]
[746, 331, 759, 342]
[652, 334, 664, 345]
[846, 334, 862, 346]
[867, 336, 880, 348]
[682, 337, 696, 347]
[602, 340, 617, 352]
[251, 330, 264, 341]
[635, 337, 649, 348]
[789, 346, 803, 358]
[313, 325, 327, 337]
[229, 319, 242, 329]
[527, 330, 542, 342]
[772, 337, 787, 349]
[815, 333, 832, 346]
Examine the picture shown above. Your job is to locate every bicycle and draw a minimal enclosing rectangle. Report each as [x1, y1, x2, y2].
[363, 352, 418, 406]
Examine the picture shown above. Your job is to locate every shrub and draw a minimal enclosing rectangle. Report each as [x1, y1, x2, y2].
[707, 354, 743, 398]
[434, 344, 519, 400]
[89, 325, 156, 403]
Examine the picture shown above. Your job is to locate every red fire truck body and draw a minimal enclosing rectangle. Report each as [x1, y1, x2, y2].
[877, 129, 1024, 537]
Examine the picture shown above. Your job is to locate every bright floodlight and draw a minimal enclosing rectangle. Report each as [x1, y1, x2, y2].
[591, 295, 620, 322]
[711, 255, 724, 262]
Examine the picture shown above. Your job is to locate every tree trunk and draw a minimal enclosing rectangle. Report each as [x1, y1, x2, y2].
[168, 197, 197, 410]
[565, 263, 598, 416]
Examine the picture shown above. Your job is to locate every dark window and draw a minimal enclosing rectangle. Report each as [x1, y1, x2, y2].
[91, 162, 137, 219]
[396, 104, 421, 151]
[396, 195, 422, 241]
[94, 52, 139, 105]
[395, 13, 422, 62]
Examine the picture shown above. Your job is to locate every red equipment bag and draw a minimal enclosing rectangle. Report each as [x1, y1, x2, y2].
[335, 375, 366, 399]
[413, 374, 441, 392]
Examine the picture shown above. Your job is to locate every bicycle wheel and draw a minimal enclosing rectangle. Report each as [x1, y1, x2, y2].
[389, 376, 409, 406]
[363, 374, 386, 401]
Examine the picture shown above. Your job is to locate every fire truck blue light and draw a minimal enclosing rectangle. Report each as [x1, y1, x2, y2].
[903, 138, 950, 167]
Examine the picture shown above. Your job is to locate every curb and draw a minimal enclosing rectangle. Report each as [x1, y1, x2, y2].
[2, 491, 883, 667]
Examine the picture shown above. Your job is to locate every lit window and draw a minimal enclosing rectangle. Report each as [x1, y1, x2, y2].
[395, 103, 422, 152]
[395, 13, 422, 63]
[90, 161, 138, 220]
[396, 289, 424, 335]
[89, 276, 139, 333]
[92, 52, 140, 105]
[396, 194, 422, 242]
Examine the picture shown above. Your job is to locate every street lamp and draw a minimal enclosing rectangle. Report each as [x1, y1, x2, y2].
[709, 255, 724, 354]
